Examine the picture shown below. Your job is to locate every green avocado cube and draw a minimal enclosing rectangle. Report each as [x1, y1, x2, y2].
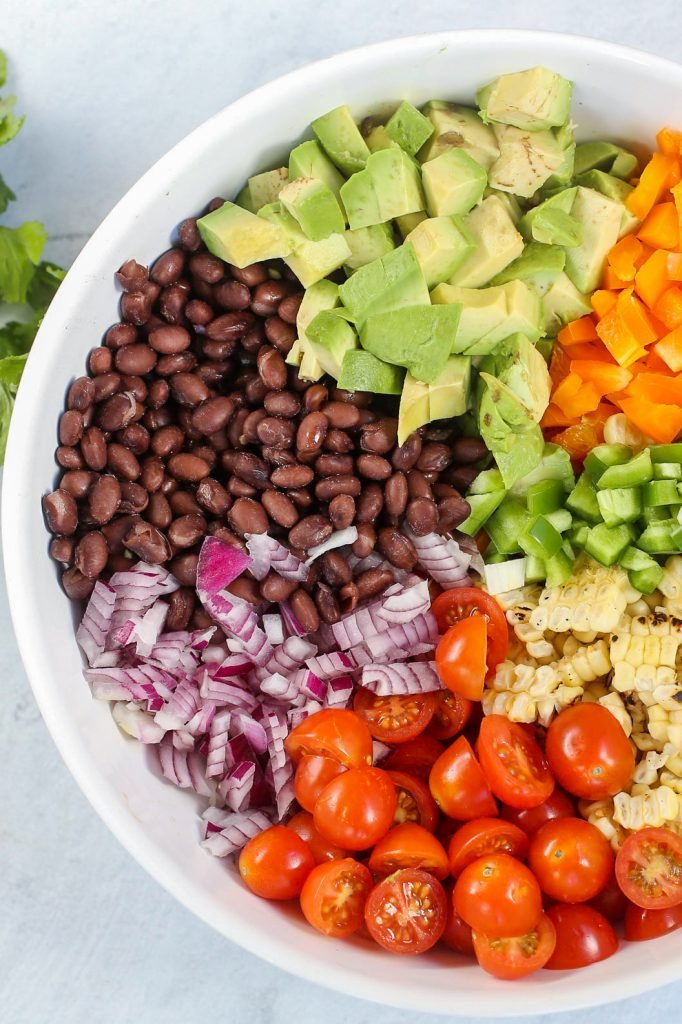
[395, 211, 427, 239]
[197, 201, 290, 269]
[311, 104, 370, 175]
[405, 215, 475, 288]
[306, 310, 359, 379]
[421, 147, 487, 217]
[542, 124, 576, 191]
[432, 280, 542, 351]
[477, 67, 573, 132]
[541, 273, 592, 337]
[574, 141, 638, 180]
[288, 140, 346, 201]
[245, 167, 288, 211]
[490, 241, 566, 291]
[359, 304, 461, 384]
[258, 203, 350, 287]
[337, 349, 404, 394]
[564, 187, 624, 293]
[340, 149, 425, 230]
[294, 279, 341, 381]
[365, 125, 401, 153]
[520, 188, 580, 245]
[418, 102, 500, 169]
[385, 100, 434, 156]
[344, 223, 396, 272]
[279, 176, 346, 241]
[429, 355, 472, 421]
[449, 196, 524, 288]
[397, 371, 431, 444]
[488, 125, 566, 199]
[339, 243, 430, 327]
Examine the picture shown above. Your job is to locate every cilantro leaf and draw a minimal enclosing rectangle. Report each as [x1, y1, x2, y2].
[0, 173, 15, 214]
[0, 221, 47, 303]
[26, 260, 65, 312]
[0, 93, 24, 148]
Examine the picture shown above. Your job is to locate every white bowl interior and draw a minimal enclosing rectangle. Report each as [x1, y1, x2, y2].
[5, 30, 682, 1017]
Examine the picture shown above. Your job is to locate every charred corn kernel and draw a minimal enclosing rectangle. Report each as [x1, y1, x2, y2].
[627, 599, 654, 617]
[582, 797, 624, 850]
[599, 692, 633, 737]
[665, 750, 682, 776]
[583, 679, 610, 702]
[632, 748, 670, 785]
[660, 770, 682, 794]
[526, 638, 558, 661]
[530, 560, 634, 634]
[482, 689, 537, 722]
[496, 586, 541, 613]
[573, 629, 599, 644]
[613, 786, 680, 830]
[659, 556, 682, 605]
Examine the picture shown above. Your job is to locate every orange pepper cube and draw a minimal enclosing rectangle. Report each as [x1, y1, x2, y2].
[627, 153, 680, 220]
[656, 127, 682, 156]
[635, 250, 671, 308]
[596, 306, 648, 367]
[653, 287, 682, 331]
[591, 290, 618, 319]
[638, 203, 680, 250]
[617, 287, 662, 346]
[552, 372, 601, 418]
[654, 325, 682, 372]
[557, 316, 599, 347]
[607, 234, 643, 281]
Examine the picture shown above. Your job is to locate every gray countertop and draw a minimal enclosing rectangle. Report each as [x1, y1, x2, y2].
[3, 2, 682, 1020]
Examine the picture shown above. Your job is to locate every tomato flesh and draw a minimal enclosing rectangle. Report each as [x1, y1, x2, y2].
[294, 755, 346, 813]
[314, 766, 397, 851]
[429, 736, 497, 821]
[365, 868, 447, 954]
[501, 789, 576, 836]
[473, 913, 557, 980]
[624, 901, 682, 941]
[369, 823, 450, 880]
[448, 818, 529, 878]
[615, 827, 682, 910]
[300, 857, 372, 938]
[286, 708, 373, 769]
[431, 586, 509, 677]
[239, 825, 315, 901]
[427, 691, 473, 741]
[384, 735, 444, 778]
[478, 716, 554, 809]
[388, 769, 440, 832]
[441, 892, 475, 955]
[454, 853, 543, 938]
[529, 817, 614, 903]
[436, 615, 488, 701]
[546, 703, 634, 800]
[287, 810, 349, 864]
[353, 688, 436, 743]
[545, 903, 618, 969]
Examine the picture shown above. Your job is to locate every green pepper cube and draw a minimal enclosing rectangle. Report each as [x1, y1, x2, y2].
[485, 497, 530, 555]
[458, 490, 506, 536]
[620, 546, 659, 572]
[566, 473, 603, 524]
[638, 520, 679, 554]
[596, 487, 642, 526]
[597, 449, 653, 489]
[570, 521, 590, 548]
[643, 505, 672, 524]
[544, 547, 574, 587]
[584, 523, 632, 566]
[650, 444, 682, 463]
[585, 443, 633, 484]
[653, 463, 682, 481]
[644, 479, 682, 507]
[545, 508, 573, 533]
[629, 564, 665, 594]
[524, 554, 546, 583]
[527, 479, 564, 516]
[672, 522, 682, 551]
[519, 515, 563, 559]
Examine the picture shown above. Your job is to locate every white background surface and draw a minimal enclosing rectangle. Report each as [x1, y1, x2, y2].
[3, 2, 682, 1022]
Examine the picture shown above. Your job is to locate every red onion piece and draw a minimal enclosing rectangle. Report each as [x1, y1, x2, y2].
[360, 661, 445, 696]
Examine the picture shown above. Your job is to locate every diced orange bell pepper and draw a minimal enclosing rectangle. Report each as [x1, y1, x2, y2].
[635, 244, 655, 269]
[635, 250, 672, 308]
[564, 340, 616, 361]
[638, 203, 680, 250]
[615, 395, 682, 444]
[596, 306, 648, 367]
[647, 344, 678, 373]
[557, 316, 599, 347]
[569, 359, 633, 395]
[657, 127, 682, 156]
[549, 343, 571, 387]
[627, 153, 680, 219]
[552, 421, 603, 462]
[585, 402, 619, 433]
[653, 287, 682, 331]
[672, 183, 682, 239]
[541, 403, 580, 429]
[607, 234, 644, 281]
[655, 325, 682, 371]
[603, 266, 630, 290]
[552, 372, 602, 418]
[591, 290, 618, 319]
[668, 254, 682, 282]
[617, 287, 662, 345]
[628, 372, 682, 405]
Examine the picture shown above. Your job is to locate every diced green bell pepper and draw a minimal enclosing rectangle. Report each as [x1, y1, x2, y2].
[526, 479, 564, 516]
[485, 497, 530, 555]
[638, 520, 679, 554]
[653, 463, 682, 481]
[458, 489, 506, 536]
[566, 473, 603, 524]
[585, 443, 633, 484]
[544, 547, 573, 587]
[642, 505, 672, 524]
[584, 522, 632, 565]
[650, 444, 682, 463]
[596, 487, 642, 526]
[644, 480, 682, 507]
[597, 449, 653, 489]
[545, 509, 573, 533]
[629, 564, 665, 594]
[519, 516, 563, 559]
[524, 554, 547, 583]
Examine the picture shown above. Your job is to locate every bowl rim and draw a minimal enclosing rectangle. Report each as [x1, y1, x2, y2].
[5, 28, 682, 1016]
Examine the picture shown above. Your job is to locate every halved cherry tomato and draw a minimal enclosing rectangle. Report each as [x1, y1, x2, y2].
[431, 587, 509, 678]
[369, 823, 449, 880]
[624, 901, 682, 941]
[365, 868, 447, 954]
[314, 767, 397, 851]
[473, 913, 557, 980]
[589, 871, 628, 923]
[441, 885, 475, 955]
[544, 904, 618, 969]
[501, 789, 576, 836]
[615, 827, 682, 910]
[426, 691, 473, 741]
[239, 825, 315, 900]
[287, 810, 349, 864]
[546, 703, 634, 800]
[384, 735, 444, 778]
[436, 615, 487, 700]
[478, 716, 554, 809]
[353, 688, 436, 744]
[294, 755, 347, 813]
[285, 709, 373, 769]
[448, 818, 529, 878]
[429, 736, 497, 820]
[529, 818, 614, 903]
[300, 857, 372, 938]
[388, 769, 440, 832]
[454, 853, 543, 938]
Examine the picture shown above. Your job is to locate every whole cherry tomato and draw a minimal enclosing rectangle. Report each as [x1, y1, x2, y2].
[441, 883, 475, 955]
[544, 903, 618, 969]
[436, 615, 487, 700]
[473, 913, 556, 980]
[365, 868, 447, 954]
[294, 755, 346, 813]
[501, 789, 576, 836]
[427, 691, 473, 741]
[616, 827, 682, 910]
[448, 818, 528, 878]
[300, 858, 372, 938]
[546, 703, 634, 800]
[369, 823, 450, 880]
[431, 587, 509, 678]
[529, 818, 614, 903]
[588, 871, 628, 923]
[478, 715, 554, 809]
[239, 825, 314, 900]
[454, 853, 543, 938]
[286, 709, 373, 769]
[384, 735, 444, 778]
[429, 736, 497, 821]
[388, 769, 440, 832]
[287, 810, 349, 864]
[353, 688, 437, 743]
[624, 901, 682, 941]
[313, 767, 397, 851]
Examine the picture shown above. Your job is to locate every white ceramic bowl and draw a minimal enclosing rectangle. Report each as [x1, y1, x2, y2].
[5, 29, 682, 1016]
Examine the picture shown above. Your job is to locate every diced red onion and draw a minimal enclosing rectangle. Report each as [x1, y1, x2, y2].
[280, 600, 307, 637]
[112, 701, 166, 743]
[196, 536, 251, 595]
[258, 707, 294, 819]
[292, 669, 327, 702]
[325, 675, 354, 708]
[213, 653, 254, 678]
[457, 531, 486, 578]
[363, 612, 439, 660]
[245, 533, 308, 582]
[222, 761, 256, 813]
[360, 661, 444, 696]
[259, 671, 300, 703]
[197, 666, 259, 712]
[230, 711, 268, 755]
[306, 526, 358, 563]
[76, 581, 117, 667]
[206, 709, 233, 778]
[305, 651, 356, 680]
[405, 529, 472, 588]
[254, 636, 318, 682]
[172, 728, 195, 752]
[375, 580, 430, 624]
[154, 681, 201, 731]
[263, 613, 284, 646]
[200, 808, 272, 857]
[85, 664, 178, 702]
[185, 700, 217, 738]
[131, 599, 169, 658]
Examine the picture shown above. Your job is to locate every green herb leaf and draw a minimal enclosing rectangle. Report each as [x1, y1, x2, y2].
[0, 93, 24, 148]
[0, 173, 15, 214]
[0, 317, 39, 357]
[0, 221, 47, 304]
[0, 378, 14, 463]
[0, 51, 7, 89]
[0, 352, 27, 390]
[27, 260, 65, 312]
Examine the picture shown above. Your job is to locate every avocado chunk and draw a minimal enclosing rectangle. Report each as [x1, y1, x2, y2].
[405, 215, 475, 288]
[395, 211, 428, 238]
[490, 241, 566, 291]
[279, 177, 346, 240]
[236, 166, 288, 213]
[294, 279, 341, 381]
[510, 443, 575, 497]
[338, 349, 404, 394]
[306, 309, 359, 379]
[288, 140, 346, 201]
[574, 170, 639, 237]
[344, 223, 396, 271]
[488, 125, 565, 199]
[432, 280, 542, 352]
[480, 333, 551, 423]
[564, 186, 624, 293]
[541, 272, 592, 336]
[418, 102, 500, 170]
[449, 195, 524, 288]
[428, 355, 472, 421]
[573, 141, 638, 181]
[258, 203, 351, 287]
[483, 188, 523, 225]
[339, 243, 430, 327]
[421, 147, 487, 217]
[478, 373, 546, 487]
[197, 201, 290, 269]
[542, 124, 576, 191]
[398, 371, 431, 445]
[360, 304, 461, 383]
[477, 67, 573, 132]
[365, 125, 401, 153]
[311, 104, 370, 175]
[340, 149, 425, 230]
[519, 188, 581, 246]
[385, 101, 434, 156]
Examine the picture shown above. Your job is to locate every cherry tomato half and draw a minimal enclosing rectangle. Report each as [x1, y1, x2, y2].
[384, 735, 444, 779]
[544, 903, 618, 969]
[501, 789, 576, 836]
[624, 901, 682, 941]
[286, 709, 373, 769]
[448, 818, 529, 878]
[441, 889, 475, 955]
[365, 868, 447, 954]
[454, 853, 543, 938]
[615, 827, 682, 910]
[529, 818, 614, 903]
[431, 586, 509, 678]
[546, 703, 634, 800]
[478, 716, 554, 809]
[239, 825, 314, 901]
[588, 871, 628, 923]
[300, 857, 372, 938]
[369, 823, 450, 880]
[436, 615, 487, 701]
[473, 913, 556, 980]
[388, 770, 440, 832]
[294, 755, 346, 813]
[429, 736, 497, 821]
[353, 688, 436, 744]
[287, 810, 349, 864]
[314, 767, 397, 851]
[427, 691, 474, 742]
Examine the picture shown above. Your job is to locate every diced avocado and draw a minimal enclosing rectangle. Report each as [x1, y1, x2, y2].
[510, 443, 575, 498]
[477, 67, 573, 132]
[421, 148, 487, 217]
[574, 170, 639, 237]
[398, 371, 431, 445]
[385, 101, 434, 156]
[478, 373, 539, 446]
[395, 211, 427, 238]
[494, 427, 546, 490]
[235, 184, 256, 213]
[480, 334, 551, 423]
[428, 355, 472, 420]
[344, 224, 396, 272]
[405, 215, 475, 288]
[288, 140, 346, 201]
[488, 125, 565, 199]
[433, 280, 542, 351]
[449, 196, 524, 288]
[490, 241, 565, 291]
[245, 167, 289, 211]
[483, 188, 524, 225]
[519, 188, 581, 246]
[564, 186, 623, 293]
[339, 243, 430, 327]
[541, 272, 592, 336]
[306, 309, 359, 379]
[197, 201, 290, 268]
[337, 349, 404, 394]
[418, 102, 500, 169]
[311, 104, 370, 175]
[542, 124, 576, 191]
[340, 149, 425, 230]
[279, 177, 346, 240]
[258, 203, 350, 286]
[360, 304, 461, 384]
[285, 338, 303, 368]
[458, 490, 506, 536]
[573, 141, 638, 181]
[365, 125, 401, 153]
[295, 279, 341, 381]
